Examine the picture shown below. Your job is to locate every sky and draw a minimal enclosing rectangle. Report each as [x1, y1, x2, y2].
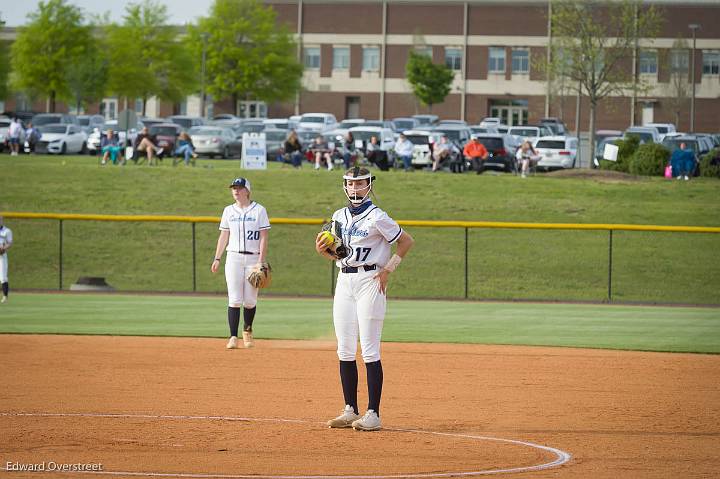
[2, 0, 213, 26]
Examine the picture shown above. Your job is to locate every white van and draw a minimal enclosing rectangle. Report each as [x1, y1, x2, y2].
[298, 113, 338, 132]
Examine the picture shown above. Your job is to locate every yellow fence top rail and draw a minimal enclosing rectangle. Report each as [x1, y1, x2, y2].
[2, 212, 719, 234]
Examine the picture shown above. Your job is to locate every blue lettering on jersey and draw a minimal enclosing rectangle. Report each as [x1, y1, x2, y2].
[342, 225, 369, 237]
[230, 216, 258, 222]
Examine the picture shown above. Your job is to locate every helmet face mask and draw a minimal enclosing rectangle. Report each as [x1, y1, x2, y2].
[342, 167, 374, 205]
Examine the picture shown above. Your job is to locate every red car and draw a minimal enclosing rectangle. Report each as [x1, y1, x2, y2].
[148, 123, 182, 155]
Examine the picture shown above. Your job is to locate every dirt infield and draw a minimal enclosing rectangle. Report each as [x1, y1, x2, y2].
[1, 335, 718, 478]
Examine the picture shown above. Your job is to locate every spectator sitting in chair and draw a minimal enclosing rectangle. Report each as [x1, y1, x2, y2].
[394, 133, 414, 172]
[432, 135, 451, 172]
[101, 129, 123, 165]
[283, 130, 303, 168]
[173, 131, 198, 166]
[341, 132, 357, 169]
[463, 135, 489, 174]
[133, 126, 163, 166]
[311, 135, 333, 171]
[366, 135, 389, 171]
[670, 142, 695, 181]
[516, 140, 538, 178]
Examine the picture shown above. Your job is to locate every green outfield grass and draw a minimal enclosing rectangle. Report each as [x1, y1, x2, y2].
[0, 293, 718, 353]
[1, 154, 719, 303]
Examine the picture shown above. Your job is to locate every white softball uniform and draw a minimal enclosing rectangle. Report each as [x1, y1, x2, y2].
[219, 202, 270, 307]
[331, 204, 403, 363]
[0, 226, 12, 283]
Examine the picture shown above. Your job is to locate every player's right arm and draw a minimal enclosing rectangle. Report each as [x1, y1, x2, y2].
[211, 229, 230, 273]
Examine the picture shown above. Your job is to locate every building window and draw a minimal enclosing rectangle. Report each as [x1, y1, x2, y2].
[702, 51, 720, 75]
[670, 49, 689, 73]
[639, 50, 657, 74]
[445, 48, 462, 71]
[362, 46, 380, 71]
[511, 49, 529, 73]
[489, 47, 505, 73]
[304, 47, 320, 69]
[333, 47, 349, 70]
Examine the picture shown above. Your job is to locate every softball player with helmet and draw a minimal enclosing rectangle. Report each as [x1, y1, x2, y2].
[0, 216, 12, 303]
[315, 167, 414, 431]
[211, 178, 271, 349]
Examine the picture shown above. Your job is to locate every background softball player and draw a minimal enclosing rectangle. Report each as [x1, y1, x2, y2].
[0, 216, 12, 303]
[315, 167, 414, 431]
[211, 178, 271, 349]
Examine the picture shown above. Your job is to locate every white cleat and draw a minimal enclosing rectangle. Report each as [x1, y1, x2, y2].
[1, 296, 6, 304]
[226, 336, 238, 349]
[242, 330, 254, 348]
[352, 409, 381, 431]
[327, 405, 361, 428]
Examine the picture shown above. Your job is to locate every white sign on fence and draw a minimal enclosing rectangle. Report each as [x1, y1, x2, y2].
[603, 143, 619, 162]
[241, 133, 267, 170]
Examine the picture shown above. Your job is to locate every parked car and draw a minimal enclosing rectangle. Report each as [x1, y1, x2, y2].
[76, 114, 105, 134]
[479, 117, 502, 127]
[539, 117, 568, 135]
[264, 128, 289, 161]
[624, 126, 661, 144]
[235, 120, 265, 136]
[31, 113, 78, 127]
[412, 114, 439, 127]
[334, 119, 366, 138]
[138, 118, 166, 129]
[643, 123, 676, 141]
[431, 124, 473, 151]
[470, 125, 499, 135]
[188, 126, 242, 159]
[473, 133, 517, 172]
[347, 126, 396, 156]
[213, 114, 240, 121]
[594, 129, 623, 148]
[391, 117, 420, 132]
[148, 123, 182, 154]
[437, 119, 468, 126]
[533, 136, 579, 170]
[0, 117, 14, 152]
[35, 123, 88, 154]
[362, 120, 395, 129]
[662, 135, 710, 158]
[263, 118, 293, 131]
[593, 136, 623, 168]
[494, 124, 510, 134]
[167, 115, 205, 132]
[402, 129, 446, 169]
[298, 113, 338, 132]
[508, 125, 547, 148]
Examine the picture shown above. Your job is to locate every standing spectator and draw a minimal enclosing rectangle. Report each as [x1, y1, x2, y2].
[173, 131, 198, 166]
[283, 130, 303, 168]
[311, 135, 333, 170]
[133, 126, 163, 166]
[515, 140, 538, 178]
[394, 133, 414, 171]
[432, 135, 451, 172]
[101, 129, 123, 165]
[670, 142, 695, 181]
[0, 216, 12, 303]
[8, 118, 22, 156]
[366, 136, 389, 171]
[463, 135, 489, 174]
[342, 132, 357, 169]
[24, 122, 41, 154]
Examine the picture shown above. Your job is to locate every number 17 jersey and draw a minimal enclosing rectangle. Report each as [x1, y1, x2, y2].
[332, 203, 403, 269]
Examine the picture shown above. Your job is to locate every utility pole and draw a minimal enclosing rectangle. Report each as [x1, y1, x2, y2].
[688, 24, 700, 133]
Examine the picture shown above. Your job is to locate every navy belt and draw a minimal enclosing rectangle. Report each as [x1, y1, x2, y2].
[341, 264, 377, 273]
[234, 251, 258, 255]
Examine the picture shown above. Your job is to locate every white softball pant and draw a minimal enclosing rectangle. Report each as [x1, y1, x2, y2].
[225, 252, 259, 308]
[333, 269, 386, 363]
[0, 253, 7, 283]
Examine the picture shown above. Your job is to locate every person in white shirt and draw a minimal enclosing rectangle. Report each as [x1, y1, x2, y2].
[393, 133, 415, 171]
[211, 178, 271, 349]
[8, 119, 22, 156]
[0, 216, 13, 303]
[315, 167, 415, 431]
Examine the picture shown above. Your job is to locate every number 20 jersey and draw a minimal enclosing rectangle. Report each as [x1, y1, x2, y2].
[219, 202, 271, 253]
[331, 203, 403, 269]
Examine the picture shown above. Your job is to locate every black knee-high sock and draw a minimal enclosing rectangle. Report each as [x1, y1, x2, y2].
[1, 282, 7, 297]
[339, 360, 358, 414]
[228, 307, 240, 337]
[366, 360, 383, 415]
[243, 306, 256, 331]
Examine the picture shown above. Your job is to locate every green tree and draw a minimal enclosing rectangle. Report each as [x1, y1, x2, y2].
[10, 0, 93, 112]
[405, 51, 454, 113]
[0, 40, 10, 102]
[543, 0, 662, 162]
[106, 0, 197, 115]
[66, 32, 109, 113]
[188, 0, 303, 115]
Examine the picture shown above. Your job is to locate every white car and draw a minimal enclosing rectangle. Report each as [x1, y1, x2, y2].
[533, 136, 579, 170]
[348, 126, 396, 154]
[36, 124, 88, 155]
[402, 129, 445, 168]
[642, 123, 676, 141]
[507, 125, 552, 149]
[624, 126, 661, 144]
[298, 113, 338, 132]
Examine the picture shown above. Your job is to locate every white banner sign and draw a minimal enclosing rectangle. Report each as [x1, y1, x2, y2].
[241, 133, 267, 170]
[603, 143, 619, 162]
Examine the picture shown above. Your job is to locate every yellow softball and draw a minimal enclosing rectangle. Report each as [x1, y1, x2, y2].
[320, 231, 336, 246]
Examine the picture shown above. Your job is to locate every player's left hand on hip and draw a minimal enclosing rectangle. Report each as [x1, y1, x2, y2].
[374, 269, 390, 294]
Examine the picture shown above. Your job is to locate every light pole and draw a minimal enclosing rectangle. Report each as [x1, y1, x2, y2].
[200, 32, 209, 119]
[688, 24, 700, 133]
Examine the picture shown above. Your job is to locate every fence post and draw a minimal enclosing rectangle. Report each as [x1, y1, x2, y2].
[58, 219, 63, 290]
[607, 229, 613, 302]
[330, 260, 335, 296]
[192, 222, 197, 292]
[464, 227, 469, 299]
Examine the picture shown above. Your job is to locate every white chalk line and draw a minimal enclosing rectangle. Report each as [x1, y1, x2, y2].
[0, 411, 572, 478]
